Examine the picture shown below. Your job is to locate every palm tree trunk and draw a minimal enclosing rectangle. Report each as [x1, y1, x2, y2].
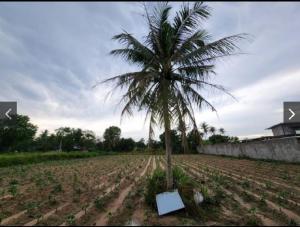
[164, 113, 173, 190]
[179, 121, 188, 154]
[177, 105, 189, 154]
[162, 79, 173, 190]
[181, 130, 189, 154]
[59, 138, 62, 152]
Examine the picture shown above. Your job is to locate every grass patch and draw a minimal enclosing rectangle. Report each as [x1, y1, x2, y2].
[145, 166, 196, 208]
[0, 151, 108, 167]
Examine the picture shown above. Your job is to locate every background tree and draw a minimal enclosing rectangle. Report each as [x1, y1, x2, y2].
[187, 127, 203, 152]
[200, 122, 209, 139]
[96, 138, 104, 151]
[147, 139, 163, 151]
[97, 2, 248, 189]
[103, 126, 121, 151]
[54, 127, 96, 151]
[136, 138, 146, 150]
[35, 130, 50, 152]
[176, 116, 189, 154]
[209, 126, 216, 136]
[116, 137, 135, 152]
[0, 115, 37, 152]
[219, 127, 225, 135]
[159, 130, 181, 154]
[81, 130, 96, 150]
[55, 127, 72, 151]
[208, 134, 230, 144]
[229, 136, 240, 143]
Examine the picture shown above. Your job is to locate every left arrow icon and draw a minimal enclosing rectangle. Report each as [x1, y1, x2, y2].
[5, 108, 12, 120]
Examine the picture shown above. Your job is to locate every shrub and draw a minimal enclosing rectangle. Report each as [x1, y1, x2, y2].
[173, 167, 204, 218]
[144, 168, 166, 208]
[25, 201, 41, 218]
[208, 134, 230, 144]
[94, 197, 105, 210]
[144, 166, 197, 214]
[52, 183, 63, 194]
[145, 166, 224, 220]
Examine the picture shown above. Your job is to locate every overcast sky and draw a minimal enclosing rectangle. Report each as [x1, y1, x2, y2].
[0, 2, 300, 140]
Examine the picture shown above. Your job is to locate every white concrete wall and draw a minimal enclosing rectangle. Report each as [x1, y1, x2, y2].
[197, 137, 300, 163]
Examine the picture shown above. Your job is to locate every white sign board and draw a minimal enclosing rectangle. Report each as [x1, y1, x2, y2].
[156, 189, 185, 216]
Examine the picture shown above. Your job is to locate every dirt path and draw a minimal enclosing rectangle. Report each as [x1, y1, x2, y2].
[0, 194, 13, 200]
[129, 156, 157, 226]
[0, 210, 26, 225]
[94, 157, 152, 226]
[152, 156, 157, 171]
[129, 197, 145, 226]
[23, 203, 69, 226]
[159, 160, 165, 170]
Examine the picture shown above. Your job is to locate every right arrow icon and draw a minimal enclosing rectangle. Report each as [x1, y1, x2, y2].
[288, 108, 295, 120]
[284, 102, 300, 123]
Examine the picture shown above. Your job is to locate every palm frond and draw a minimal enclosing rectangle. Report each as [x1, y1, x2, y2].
[177, 33, 249, 65]
[173, 2, 211, 39]
[98, 1, 249, 145]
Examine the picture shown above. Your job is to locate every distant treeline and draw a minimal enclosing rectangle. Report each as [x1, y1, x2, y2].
[0, 115, 239, 153]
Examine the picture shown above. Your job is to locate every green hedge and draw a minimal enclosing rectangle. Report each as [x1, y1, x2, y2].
[0, 151, 104, 167]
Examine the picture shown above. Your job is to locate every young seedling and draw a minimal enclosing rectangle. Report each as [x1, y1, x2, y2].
[48, 193, 57, 206]
[94, 197, 105, 210]
[242, 191, 253, 202]
[52, 183, 63, 194]
[259, 192, 267, 207]
[82, 203, 89, 215]
[246, 207, 259, 226]
[25, 201, 41, 218]
[241, 180, 251, 189]
[276, 190, 289, 206]
[281, 171, 291, 180]
[66, 214, 75, 225]
[265, 181, 272, 190]
[34, 174, 46, 190]
[8, 180, 19, 197]
[0, 212, 6, 224]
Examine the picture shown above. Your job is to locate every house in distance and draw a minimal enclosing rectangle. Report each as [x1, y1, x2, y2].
[267, 122, 300, 136]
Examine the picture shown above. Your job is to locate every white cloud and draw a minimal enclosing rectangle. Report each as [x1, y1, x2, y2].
[196, 69, 300, 138]
[0, 2, 300, 141]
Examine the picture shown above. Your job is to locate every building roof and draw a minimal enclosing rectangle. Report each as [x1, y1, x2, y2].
[266, 122, 300, 130]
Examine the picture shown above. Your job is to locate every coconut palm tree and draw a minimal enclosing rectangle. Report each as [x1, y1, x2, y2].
[98, 2, 248, 189]
[209, 126, 216, 136]
[219, 127, 225, 135]
[176, 114, 189, 154]
[200, 122, 209, 139]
